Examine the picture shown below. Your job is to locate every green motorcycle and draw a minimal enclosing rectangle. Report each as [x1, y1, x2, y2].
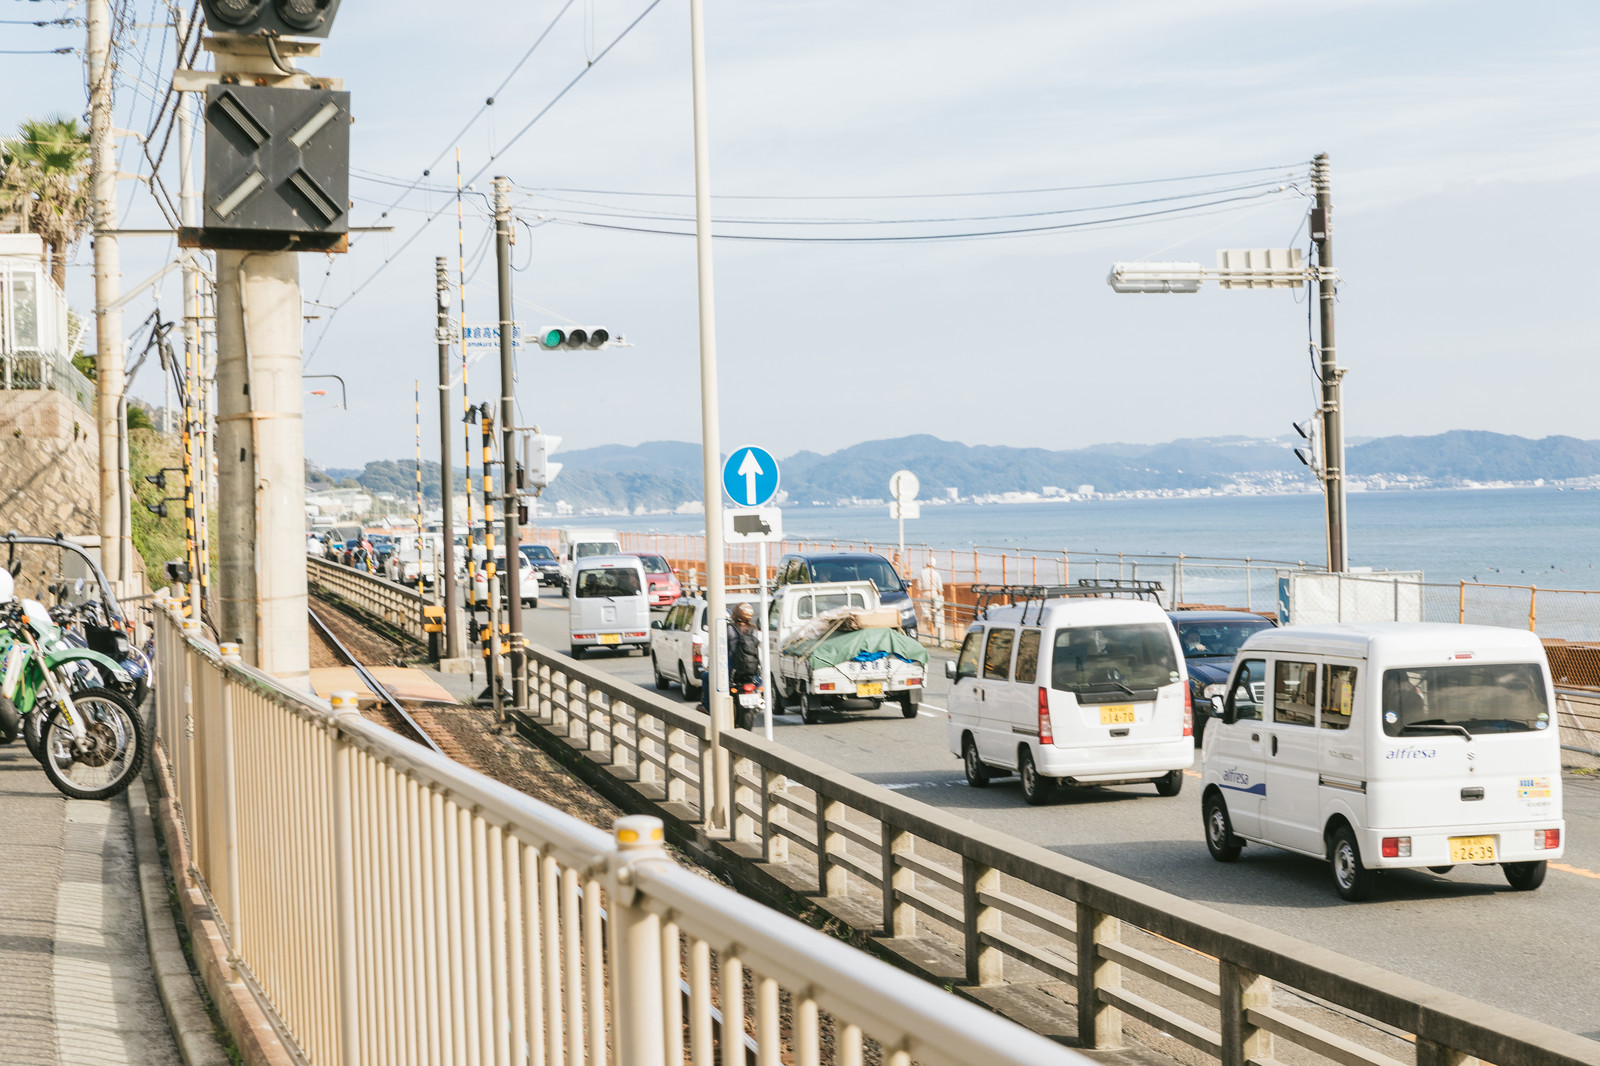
[0, 572, 146, 801]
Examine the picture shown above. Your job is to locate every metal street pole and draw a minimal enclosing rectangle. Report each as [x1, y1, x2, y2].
[493, 177, 527, 712]
[759, 539, 772, 740]
[690, 0, 729, 829]
[436, 257, 461, 659]
[88, 0, 126, 588]
[1311, 153, 1348, 573]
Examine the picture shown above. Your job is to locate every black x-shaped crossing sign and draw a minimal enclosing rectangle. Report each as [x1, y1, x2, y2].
[202, 83, 350, 250]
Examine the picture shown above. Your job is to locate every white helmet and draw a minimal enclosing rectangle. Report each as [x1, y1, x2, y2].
[0, 568, 13, 604]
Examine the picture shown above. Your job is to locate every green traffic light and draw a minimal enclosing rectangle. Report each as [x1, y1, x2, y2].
[542, 328, 565, 349]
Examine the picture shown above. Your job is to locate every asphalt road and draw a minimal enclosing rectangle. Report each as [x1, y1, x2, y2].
[519, 595, 1600, 1039]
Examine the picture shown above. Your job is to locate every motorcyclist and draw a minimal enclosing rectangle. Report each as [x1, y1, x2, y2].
[700, 602, 763, 722]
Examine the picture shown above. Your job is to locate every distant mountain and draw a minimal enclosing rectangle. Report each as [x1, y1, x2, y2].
[313, 431, 1600, 513]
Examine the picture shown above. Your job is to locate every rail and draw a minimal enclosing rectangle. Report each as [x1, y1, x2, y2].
[512, 640, 1600, 1066]
[307, 555, 431, 644]
[149, 605, 1081, 1066]
[307, 605, 442, 755]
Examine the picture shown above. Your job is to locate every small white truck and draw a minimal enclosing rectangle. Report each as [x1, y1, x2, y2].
[769, 580, 929, 724]
[385, 532, 445, 588]
[557, 528, 622, 596]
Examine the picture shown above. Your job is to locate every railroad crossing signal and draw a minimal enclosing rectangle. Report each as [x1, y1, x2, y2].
[199, 0, 343, 37]
[201, 84, 350, 251]
[538, 326, 613, 351]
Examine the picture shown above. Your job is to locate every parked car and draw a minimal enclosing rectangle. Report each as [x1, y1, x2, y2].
[569, 555, 650, 659]
[1167, 610, 1277, 744]
[650, 593, 760, 695]
[774, 552, 917, 636]
[521, 543, 561, 587]
[629, 551, 682, 609]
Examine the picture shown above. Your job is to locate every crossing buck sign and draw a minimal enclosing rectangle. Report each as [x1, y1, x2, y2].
[198, 84, 351, 251]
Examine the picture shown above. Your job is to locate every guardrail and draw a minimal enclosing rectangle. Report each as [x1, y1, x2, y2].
[306, 556, 431, 643]
[150, 605, 1081, 1066]
[514, 641, 1600, 1066]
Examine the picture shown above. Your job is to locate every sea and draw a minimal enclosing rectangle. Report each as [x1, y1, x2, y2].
[586, 486, 1600, 592]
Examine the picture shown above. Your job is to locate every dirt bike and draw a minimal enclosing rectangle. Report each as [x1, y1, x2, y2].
[0, 595, 147, 800]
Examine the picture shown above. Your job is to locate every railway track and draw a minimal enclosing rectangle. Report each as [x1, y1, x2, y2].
[308, 607, 444, 756]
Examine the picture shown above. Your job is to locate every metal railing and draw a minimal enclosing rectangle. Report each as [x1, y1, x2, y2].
[150, 604, 1084, 1066]
[307, 555, 431, 643]
[513, 640, 1600, 1066]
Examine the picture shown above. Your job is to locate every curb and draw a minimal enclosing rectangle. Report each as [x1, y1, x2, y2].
[127, 775, 232, 1066]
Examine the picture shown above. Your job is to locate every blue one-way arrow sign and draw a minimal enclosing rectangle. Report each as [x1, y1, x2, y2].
[722, 445, 780, 508]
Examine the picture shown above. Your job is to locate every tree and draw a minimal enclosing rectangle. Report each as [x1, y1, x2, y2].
[1, 116, 91, 290]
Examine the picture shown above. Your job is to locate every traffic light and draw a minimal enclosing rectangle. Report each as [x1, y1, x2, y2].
[199, 0, 342, 37]
[519, 432, 563, 492]
[537, 326, 612, 351]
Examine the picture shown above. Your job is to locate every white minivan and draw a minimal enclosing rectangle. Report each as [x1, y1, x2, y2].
[568, 555, 650, 659]
[946, 595, 1194, 804]
[1200, 623, 1565, 900]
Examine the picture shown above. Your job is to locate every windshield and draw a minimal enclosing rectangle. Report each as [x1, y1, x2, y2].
[634, 554, 671, 574]
[1051, 623, 1179, 693]
[809, 557, 903, 592]
[576, 568, 642, 598]
[575, 541, 621, 559]
[1174, 619, 1273, 659]
[523, 545, 555, 561]
[1382, 663, 1549, 736]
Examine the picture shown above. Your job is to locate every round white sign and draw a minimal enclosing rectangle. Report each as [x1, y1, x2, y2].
[889, 469, 920, 502]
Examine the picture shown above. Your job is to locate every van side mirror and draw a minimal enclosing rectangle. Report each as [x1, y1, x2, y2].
[650, 619, 662, 629]
[944, 660, 957, 680]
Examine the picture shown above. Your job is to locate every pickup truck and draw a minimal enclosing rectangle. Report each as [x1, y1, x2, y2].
[769, 580, 928, 724]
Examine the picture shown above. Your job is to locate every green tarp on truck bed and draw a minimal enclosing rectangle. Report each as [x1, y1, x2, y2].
[783, 626, 929, 672]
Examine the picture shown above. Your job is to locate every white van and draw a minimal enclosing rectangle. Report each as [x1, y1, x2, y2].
[568, 555, 650, 659]
[1200, 623, 1565, 900]
[558, 528, 622, 596]
[945, 593, 1193, 804]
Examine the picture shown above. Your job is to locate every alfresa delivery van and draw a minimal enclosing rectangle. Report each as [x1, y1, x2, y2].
[1200, 623, 1565, 901]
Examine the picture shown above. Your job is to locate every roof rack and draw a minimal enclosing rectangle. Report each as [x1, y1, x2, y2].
[971, 579, 1165, 625]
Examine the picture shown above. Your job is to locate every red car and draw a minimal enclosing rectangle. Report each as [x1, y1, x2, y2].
[628, 551, 682, 608]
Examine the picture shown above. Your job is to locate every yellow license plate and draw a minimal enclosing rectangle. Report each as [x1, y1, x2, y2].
[1449, 835, 1496, 863]
[856, 682, 884, 697]
[598, 633, 621, 645]
[1100, 705, 1135, 725]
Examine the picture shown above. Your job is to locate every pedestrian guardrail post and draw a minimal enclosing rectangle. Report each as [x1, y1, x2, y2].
[1075, 902, 1122, 1048]
[665, 724, 687, 804]
[882, 827, 916, 938]
[1218, 960, 1270, 1066]
[818, 797, 847, 896]
[732, 757, 757, 843]
[609, 815, 668, 1066]
[963, 858, 1002, 986]
[329, 690, 363, 1066]
[218, 643, 244, 958]
[761, 768, 788, 864]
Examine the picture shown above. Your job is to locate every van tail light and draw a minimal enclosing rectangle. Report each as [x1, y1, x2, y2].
[1037, 687, 1054, 745]
[1183, 688, 1193, 738]
[1536, 829, 1561, 850]
[1381, 836, 1411, 858]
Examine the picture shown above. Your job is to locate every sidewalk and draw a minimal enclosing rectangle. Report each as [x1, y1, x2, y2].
[0, 743, 185, 1065]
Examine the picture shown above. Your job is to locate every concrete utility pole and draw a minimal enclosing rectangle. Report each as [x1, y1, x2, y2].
[177, 10, 204, 611]
[87, 0, 126, 587]
[212, 43, 309, 687]
[492, 177, 527, 711]
[436, 257, 461, 660]
[1311, 153, 1348, 573]
[690, 0, 730, 830]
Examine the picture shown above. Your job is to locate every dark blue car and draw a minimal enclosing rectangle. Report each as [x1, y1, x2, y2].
[1167, 609, 1277, 743]
[774, 551, 917, 636]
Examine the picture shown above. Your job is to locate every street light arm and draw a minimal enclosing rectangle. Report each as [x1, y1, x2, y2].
[301, 373, 347, 408]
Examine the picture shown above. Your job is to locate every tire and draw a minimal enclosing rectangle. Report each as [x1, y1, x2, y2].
[0, 696, 19, 744]
[899, 694, 918, 719]
[800, 689, 823, 725]
[38, 687, 146, 801]
[1503, 860, 1547, 891]
[1203, 791, 1241, 862]
[1019, 748, 1053, 806]
[679, 663, 695, 695]
[962, 735, 991, 788]
[1155, 770, 1184, 797]
[734, 704, 755, 731]
[569, 646, 585, 661]
[1329, 824, 1372, 901]
[652, 655, 669, 690]
[25, 707, 47, 764]
[1428, 865, 1455, 875]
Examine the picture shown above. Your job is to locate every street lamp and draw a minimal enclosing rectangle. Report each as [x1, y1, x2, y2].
[1106, 154, 1346, 572]
[301, 373, 347, 408]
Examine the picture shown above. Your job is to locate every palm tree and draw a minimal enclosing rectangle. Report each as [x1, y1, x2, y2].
[1, 116, 92, 290]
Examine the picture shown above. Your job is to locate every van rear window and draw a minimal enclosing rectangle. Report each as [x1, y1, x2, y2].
[1051, 624, 1178, 694]
[575, 542, 621, 559]
[1381, 663, 1549, 737]
[576, 569, 641, 598]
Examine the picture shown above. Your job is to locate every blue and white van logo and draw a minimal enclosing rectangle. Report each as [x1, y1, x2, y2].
[1220, 767, 1266, 796]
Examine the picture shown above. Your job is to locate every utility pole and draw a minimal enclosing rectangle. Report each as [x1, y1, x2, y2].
[436, 256, 461, 660]
[212, 42, 310, 686]
[177, 8, 203, 612]
[492, 177, 527, 712]
[690, 0, 729, 830]
[88, 0, 126, 589]
[1311, 153, 1348, 573]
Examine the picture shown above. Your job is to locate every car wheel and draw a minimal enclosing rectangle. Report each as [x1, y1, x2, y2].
[1203, 792, 1241, 862]
[899, 694, 918, 719]
[1329, 825, 1372, 901]
[652, 655, 669, 690]
[800, 689, 823, 725]
[1019, 748, 1053, 806]
[1155, 770, 1184, 797]
[962, 736, 990, 788]
[570, 646, 585, 661]
[1503, 861, 1547, 892]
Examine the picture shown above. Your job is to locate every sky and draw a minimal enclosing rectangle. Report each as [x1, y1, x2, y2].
[5, 0, 1599, 469]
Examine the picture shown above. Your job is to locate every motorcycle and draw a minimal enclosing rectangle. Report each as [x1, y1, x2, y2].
[0, 570, 147, 800]
[734, 679, 764, 732]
